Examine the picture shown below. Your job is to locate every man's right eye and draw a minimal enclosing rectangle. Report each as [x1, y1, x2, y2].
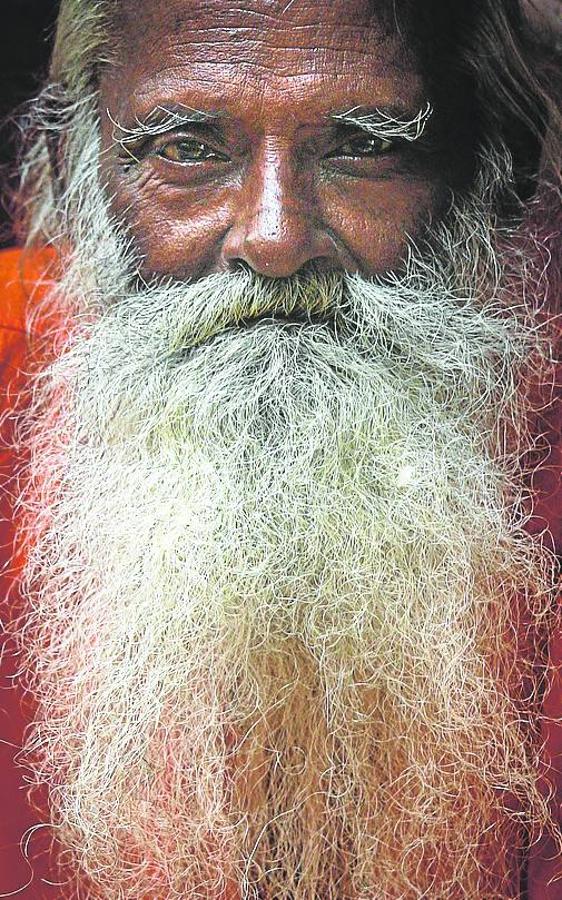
[156, 138, 228, 164]
[328, 134, 395, 159]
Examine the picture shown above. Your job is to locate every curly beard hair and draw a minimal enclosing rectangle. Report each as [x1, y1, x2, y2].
[13, 98, 560, 899]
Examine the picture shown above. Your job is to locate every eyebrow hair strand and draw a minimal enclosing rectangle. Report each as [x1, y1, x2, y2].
[107, 104, 222, 149]
[330, 100, 433, 142]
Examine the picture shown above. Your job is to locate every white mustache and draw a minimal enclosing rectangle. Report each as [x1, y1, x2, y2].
[79, 264, 529, 390]
[129, 268, 345, 358]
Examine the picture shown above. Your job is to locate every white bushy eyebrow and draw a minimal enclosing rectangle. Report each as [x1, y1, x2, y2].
[330, 100, 433, 142]
[107, 104, 222, 149]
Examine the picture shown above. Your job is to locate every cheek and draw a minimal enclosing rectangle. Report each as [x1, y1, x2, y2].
[320, 178, 445, 274]
[102, 162, 235, 278]
[130, 201, 231, 279]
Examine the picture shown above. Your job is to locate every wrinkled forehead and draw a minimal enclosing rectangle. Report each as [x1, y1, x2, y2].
[113, 0, 402, 55]
[105, 0, 422, 126]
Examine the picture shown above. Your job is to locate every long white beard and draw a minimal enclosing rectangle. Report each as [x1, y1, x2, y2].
[15, 117, 558, 898]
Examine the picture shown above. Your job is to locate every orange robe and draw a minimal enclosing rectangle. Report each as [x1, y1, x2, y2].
[0, 246, 560, 898]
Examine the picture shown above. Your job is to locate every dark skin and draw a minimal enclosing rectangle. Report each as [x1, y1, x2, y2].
[99, 0, 452, 280]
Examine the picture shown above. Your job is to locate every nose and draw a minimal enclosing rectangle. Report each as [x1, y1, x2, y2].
[221, 143, 338, 278]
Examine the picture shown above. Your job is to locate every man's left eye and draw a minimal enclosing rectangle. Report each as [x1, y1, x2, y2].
[329, 135, 394, 158]
[156, 139, 227, 164]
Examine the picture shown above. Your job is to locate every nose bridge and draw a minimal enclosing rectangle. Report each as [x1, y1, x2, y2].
[222, 137, 335, 277]
[249, 141, 303, 245]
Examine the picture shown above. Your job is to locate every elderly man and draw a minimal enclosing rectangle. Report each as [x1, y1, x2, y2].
[0, 0, 560, 897]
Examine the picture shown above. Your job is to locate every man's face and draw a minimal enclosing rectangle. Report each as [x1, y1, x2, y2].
[99, 0, 448, 280]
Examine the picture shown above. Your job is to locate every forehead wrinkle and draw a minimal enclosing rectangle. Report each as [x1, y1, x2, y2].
[113, 0, 414, 74]
[116, 41, 424, 119]
[131, 55, 420, 88]
[105, 2, 425, 137]
[116, 0, 396, 38]
[142, 29, 411, 69]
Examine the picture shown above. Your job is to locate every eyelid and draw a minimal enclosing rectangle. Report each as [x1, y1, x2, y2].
[120, 128, 230, 163]
[155, 135, 230, 163]
[326, 132, 397, 158]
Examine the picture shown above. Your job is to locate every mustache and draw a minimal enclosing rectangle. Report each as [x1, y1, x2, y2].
[89, 262, 528, 394]
[129, 267, 347, 356]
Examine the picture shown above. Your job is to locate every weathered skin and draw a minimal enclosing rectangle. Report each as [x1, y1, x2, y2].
[99, 0, 449, 280]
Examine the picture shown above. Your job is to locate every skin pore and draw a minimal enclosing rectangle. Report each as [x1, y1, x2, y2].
[99, 0, 450, 280]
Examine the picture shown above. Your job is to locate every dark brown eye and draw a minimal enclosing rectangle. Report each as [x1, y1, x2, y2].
[330, 135, 394, 158]
[157, 139, 227, 164]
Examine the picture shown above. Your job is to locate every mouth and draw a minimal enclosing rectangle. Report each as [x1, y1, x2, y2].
[170, 308, 333, 365]
[238, 308, 332, 329]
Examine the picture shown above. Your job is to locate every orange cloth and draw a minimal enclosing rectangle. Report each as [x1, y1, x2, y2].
[0, 246, 71, 898]
[0, 246, 560, 898]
